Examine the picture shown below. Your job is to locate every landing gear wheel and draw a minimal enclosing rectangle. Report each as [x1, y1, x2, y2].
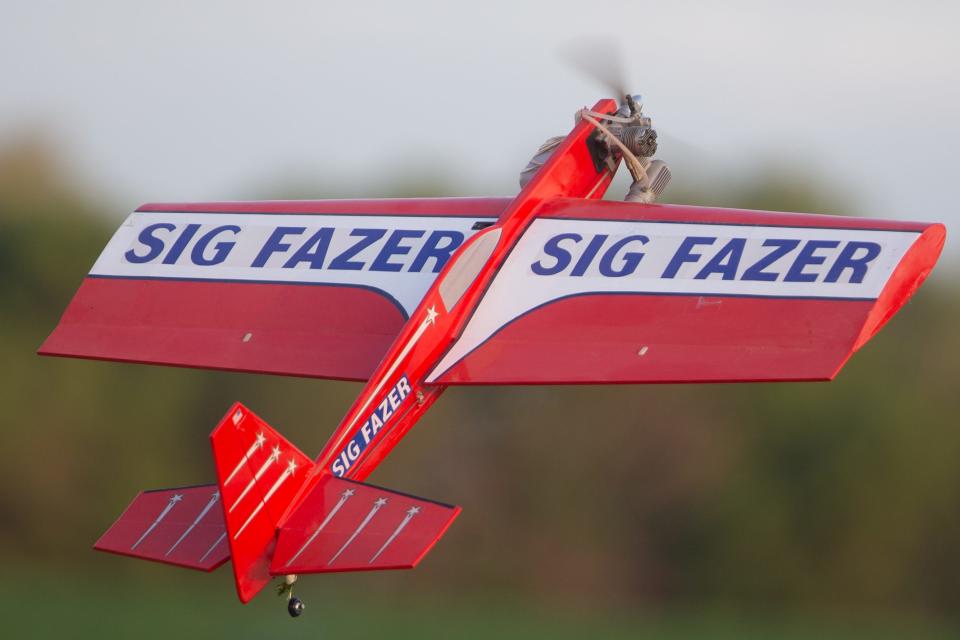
[288, 596, 305, 618]
[278, 574, 303, 618]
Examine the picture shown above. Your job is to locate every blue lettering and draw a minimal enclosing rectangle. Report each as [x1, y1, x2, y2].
[162, 223, 201, 265]
[328, 228, 386, 271]
[283, 228, 333, 269]
[599, 235, 649, 277]
[410, 230, 464, 273]
[662, 237, 716, 278]
[251, 226, 305, 267]
[191, 225, 240, 266]
[329, 375, 412, 477]
[124, 223, 175, 264]
[695, 237, 745, 280]
[371, 229, 425, 272]
[741, 239, 799, 281]
[785, 240, 840, 282]
[571, 234, 608, 276]
[531, 233, 581, 275]
[825, 241, 881, 284]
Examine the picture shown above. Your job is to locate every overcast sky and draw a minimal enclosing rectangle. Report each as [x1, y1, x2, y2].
[2, 1, 957, 260]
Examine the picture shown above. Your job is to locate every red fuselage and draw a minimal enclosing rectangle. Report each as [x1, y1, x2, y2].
[291, 99, 621, 500]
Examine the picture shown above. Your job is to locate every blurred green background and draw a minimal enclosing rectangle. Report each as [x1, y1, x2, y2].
[2, 2, 959, 638]
[1, 132, 957, 639]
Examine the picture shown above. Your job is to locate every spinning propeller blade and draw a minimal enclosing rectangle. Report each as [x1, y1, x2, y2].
[559, 37, 630, 104]
[559, 38, 710, 166]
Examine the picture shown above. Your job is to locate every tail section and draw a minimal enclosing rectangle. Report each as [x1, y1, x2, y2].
[94, 403, 461, 605]
[272, 474, 461, 574]
[94, 484, 229, 571]
[211, 403, 315, 603]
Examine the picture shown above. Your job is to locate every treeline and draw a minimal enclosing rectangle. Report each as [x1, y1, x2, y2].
[2, 138, 958, 617]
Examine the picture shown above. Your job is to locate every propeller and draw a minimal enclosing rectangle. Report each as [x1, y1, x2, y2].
[558, 37, 712, 168]
[558, 37, 631, 105]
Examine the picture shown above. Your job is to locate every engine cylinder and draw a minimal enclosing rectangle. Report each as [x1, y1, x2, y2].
[616, 126, 658, 158]
[625, 160, 671, 203]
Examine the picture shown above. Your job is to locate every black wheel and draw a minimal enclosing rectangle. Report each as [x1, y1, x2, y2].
[288, 596, 305, 618]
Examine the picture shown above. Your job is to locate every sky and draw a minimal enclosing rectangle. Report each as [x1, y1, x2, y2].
[2, 0, 958, 259]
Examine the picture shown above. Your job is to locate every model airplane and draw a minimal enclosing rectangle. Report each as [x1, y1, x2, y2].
[40, 96, 945, 617]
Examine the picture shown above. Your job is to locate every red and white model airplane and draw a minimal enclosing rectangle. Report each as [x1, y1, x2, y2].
[40, 96, 945, 616]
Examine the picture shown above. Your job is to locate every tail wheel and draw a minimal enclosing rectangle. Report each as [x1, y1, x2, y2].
[288, 596, 305, 618]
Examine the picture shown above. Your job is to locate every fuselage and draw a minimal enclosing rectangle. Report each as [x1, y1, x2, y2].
[292, 99, 622, 504]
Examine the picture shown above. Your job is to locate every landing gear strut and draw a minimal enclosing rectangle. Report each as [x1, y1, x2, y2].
[277, 574, 304, 618]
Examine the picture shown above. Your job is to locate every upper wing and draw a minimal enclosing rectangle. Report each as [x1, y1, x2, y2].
[427, 198, 945, 384]
[39, 198, 507, 381]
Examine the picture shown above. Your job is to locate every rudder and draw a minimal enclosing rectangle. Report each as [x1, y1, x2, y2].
[211, 403, 314, 603]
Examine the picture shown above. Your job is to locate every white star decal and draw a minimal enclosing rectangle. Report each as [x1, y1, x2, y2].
[287, 458, 298, 475]
[270, 445, 281, 461]
[171, 494, 183, 503]
[407, 506, 421, 516]
[424, 305, 438, 326]
[342, 489, 356, 498]
[255, 432, 266, 447]
[374, 497, 388, 507]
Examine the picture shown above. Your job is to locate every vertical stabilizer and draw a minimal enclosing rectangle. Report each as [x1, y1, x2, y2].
[210, 403, 314, 603]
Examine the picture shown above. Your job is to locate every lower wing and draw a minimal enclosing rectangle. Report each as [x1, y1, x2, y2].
[427, 198, 945, 384]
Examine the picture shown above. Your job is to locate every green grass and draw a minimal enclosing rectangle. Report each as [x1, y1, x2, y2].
[0, 566, 956, 640]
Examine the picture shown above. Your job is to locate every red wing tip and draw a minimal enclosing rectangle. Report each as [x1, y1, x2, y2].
[36, 344, 65, 357]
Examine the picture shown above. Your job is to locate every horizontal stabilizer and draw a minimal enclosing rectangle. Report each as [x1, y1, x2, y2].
[272, 475, 460, 574]
[94, 484, 229, 571]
